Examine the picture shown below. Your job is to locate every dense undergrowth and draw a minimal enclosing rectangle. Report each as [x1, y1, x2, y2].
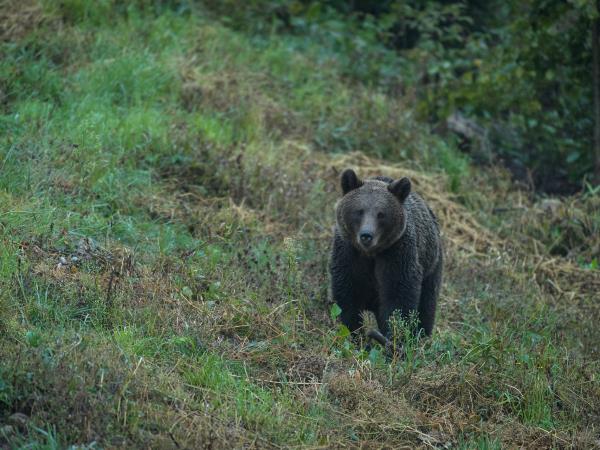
[0, 1, 599, 448]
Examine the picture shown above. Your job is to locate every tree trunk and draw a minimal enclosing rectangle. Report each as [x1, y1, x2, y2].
[593, 3, 600, 183]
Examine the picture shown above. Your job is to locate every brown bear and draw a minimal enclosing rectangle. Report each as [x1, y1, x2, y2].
[329, 169, 443, 343]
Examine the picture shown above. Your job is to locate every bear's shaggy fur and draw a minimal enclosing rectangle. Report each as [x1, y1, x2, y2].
[330, 169, 443, 338]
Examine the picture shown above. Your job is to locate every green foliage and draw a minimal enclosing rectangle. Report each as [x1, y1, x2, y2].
[385, 0, 596, 186]
[48, 0, 192, 25]
[329, 303, 342, 321]
[421, 1, 595, 185]
[199, 0, 599, 188]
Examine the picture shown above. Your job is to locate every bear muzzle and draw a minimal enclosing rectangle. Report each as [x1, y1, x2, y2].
[359, 232, 374, 245]
[357, 230, 379, 252]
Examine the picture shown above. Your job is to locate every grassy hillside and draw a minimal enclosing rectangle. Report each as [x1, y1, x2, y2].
[1, 2, 599, 448]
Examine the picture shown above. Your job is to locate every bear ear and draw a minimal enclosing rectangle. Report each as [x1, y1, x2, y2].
[388, 177, 411, 202]
[340, 169, 363, 195]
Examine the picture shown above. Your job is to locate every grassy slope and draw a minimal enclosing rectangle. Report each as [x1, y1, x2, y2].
[1, 2, 599, 449]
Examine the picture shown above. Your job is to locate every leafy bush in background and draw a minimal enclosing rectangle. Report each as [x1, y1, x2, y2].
[200, 0, 599, 193]
[401, 0, 597, 192]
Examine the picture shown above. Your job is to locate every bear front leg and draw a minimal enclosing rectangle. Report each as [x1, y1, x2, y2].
[418, 260, 442, 336]
[330, 234, 365, 333]
[330, 271, 362, 333]
[376, 284, 421, 338]
[375, 258, 422, 339]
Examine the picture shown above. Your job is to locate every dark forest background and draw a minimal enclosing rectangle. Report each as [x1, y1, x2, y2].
[201, 0, 600, 194]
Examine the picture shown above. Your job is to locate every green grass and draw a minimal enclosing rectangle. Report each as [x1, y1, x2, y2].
[0, 1, 598, 448]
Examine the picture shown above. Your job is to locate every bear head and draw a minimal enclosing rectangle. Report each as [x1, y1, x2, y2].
[335, 168, 411, 256]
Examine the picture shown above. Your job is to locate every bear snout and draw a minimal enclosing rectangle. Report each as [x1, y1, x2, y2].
[359, 232, 374, 245]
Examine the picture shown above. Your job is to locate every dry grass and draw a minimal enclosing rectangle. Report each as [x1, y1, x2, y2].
[0, 0, 48, 42]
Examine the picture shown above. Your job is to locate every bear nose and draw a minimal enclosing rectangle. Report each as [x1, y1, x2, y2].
[359, 232, 373, 245]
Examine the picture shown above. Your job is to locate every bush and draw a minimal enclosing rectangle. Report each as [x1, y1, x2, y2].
[199, 0, 600, 191]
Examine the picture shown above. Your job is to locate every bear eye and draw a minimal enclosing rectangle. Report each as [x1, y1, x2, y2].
[355, 209, 364, 217]
[377, 212, 385, 219]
